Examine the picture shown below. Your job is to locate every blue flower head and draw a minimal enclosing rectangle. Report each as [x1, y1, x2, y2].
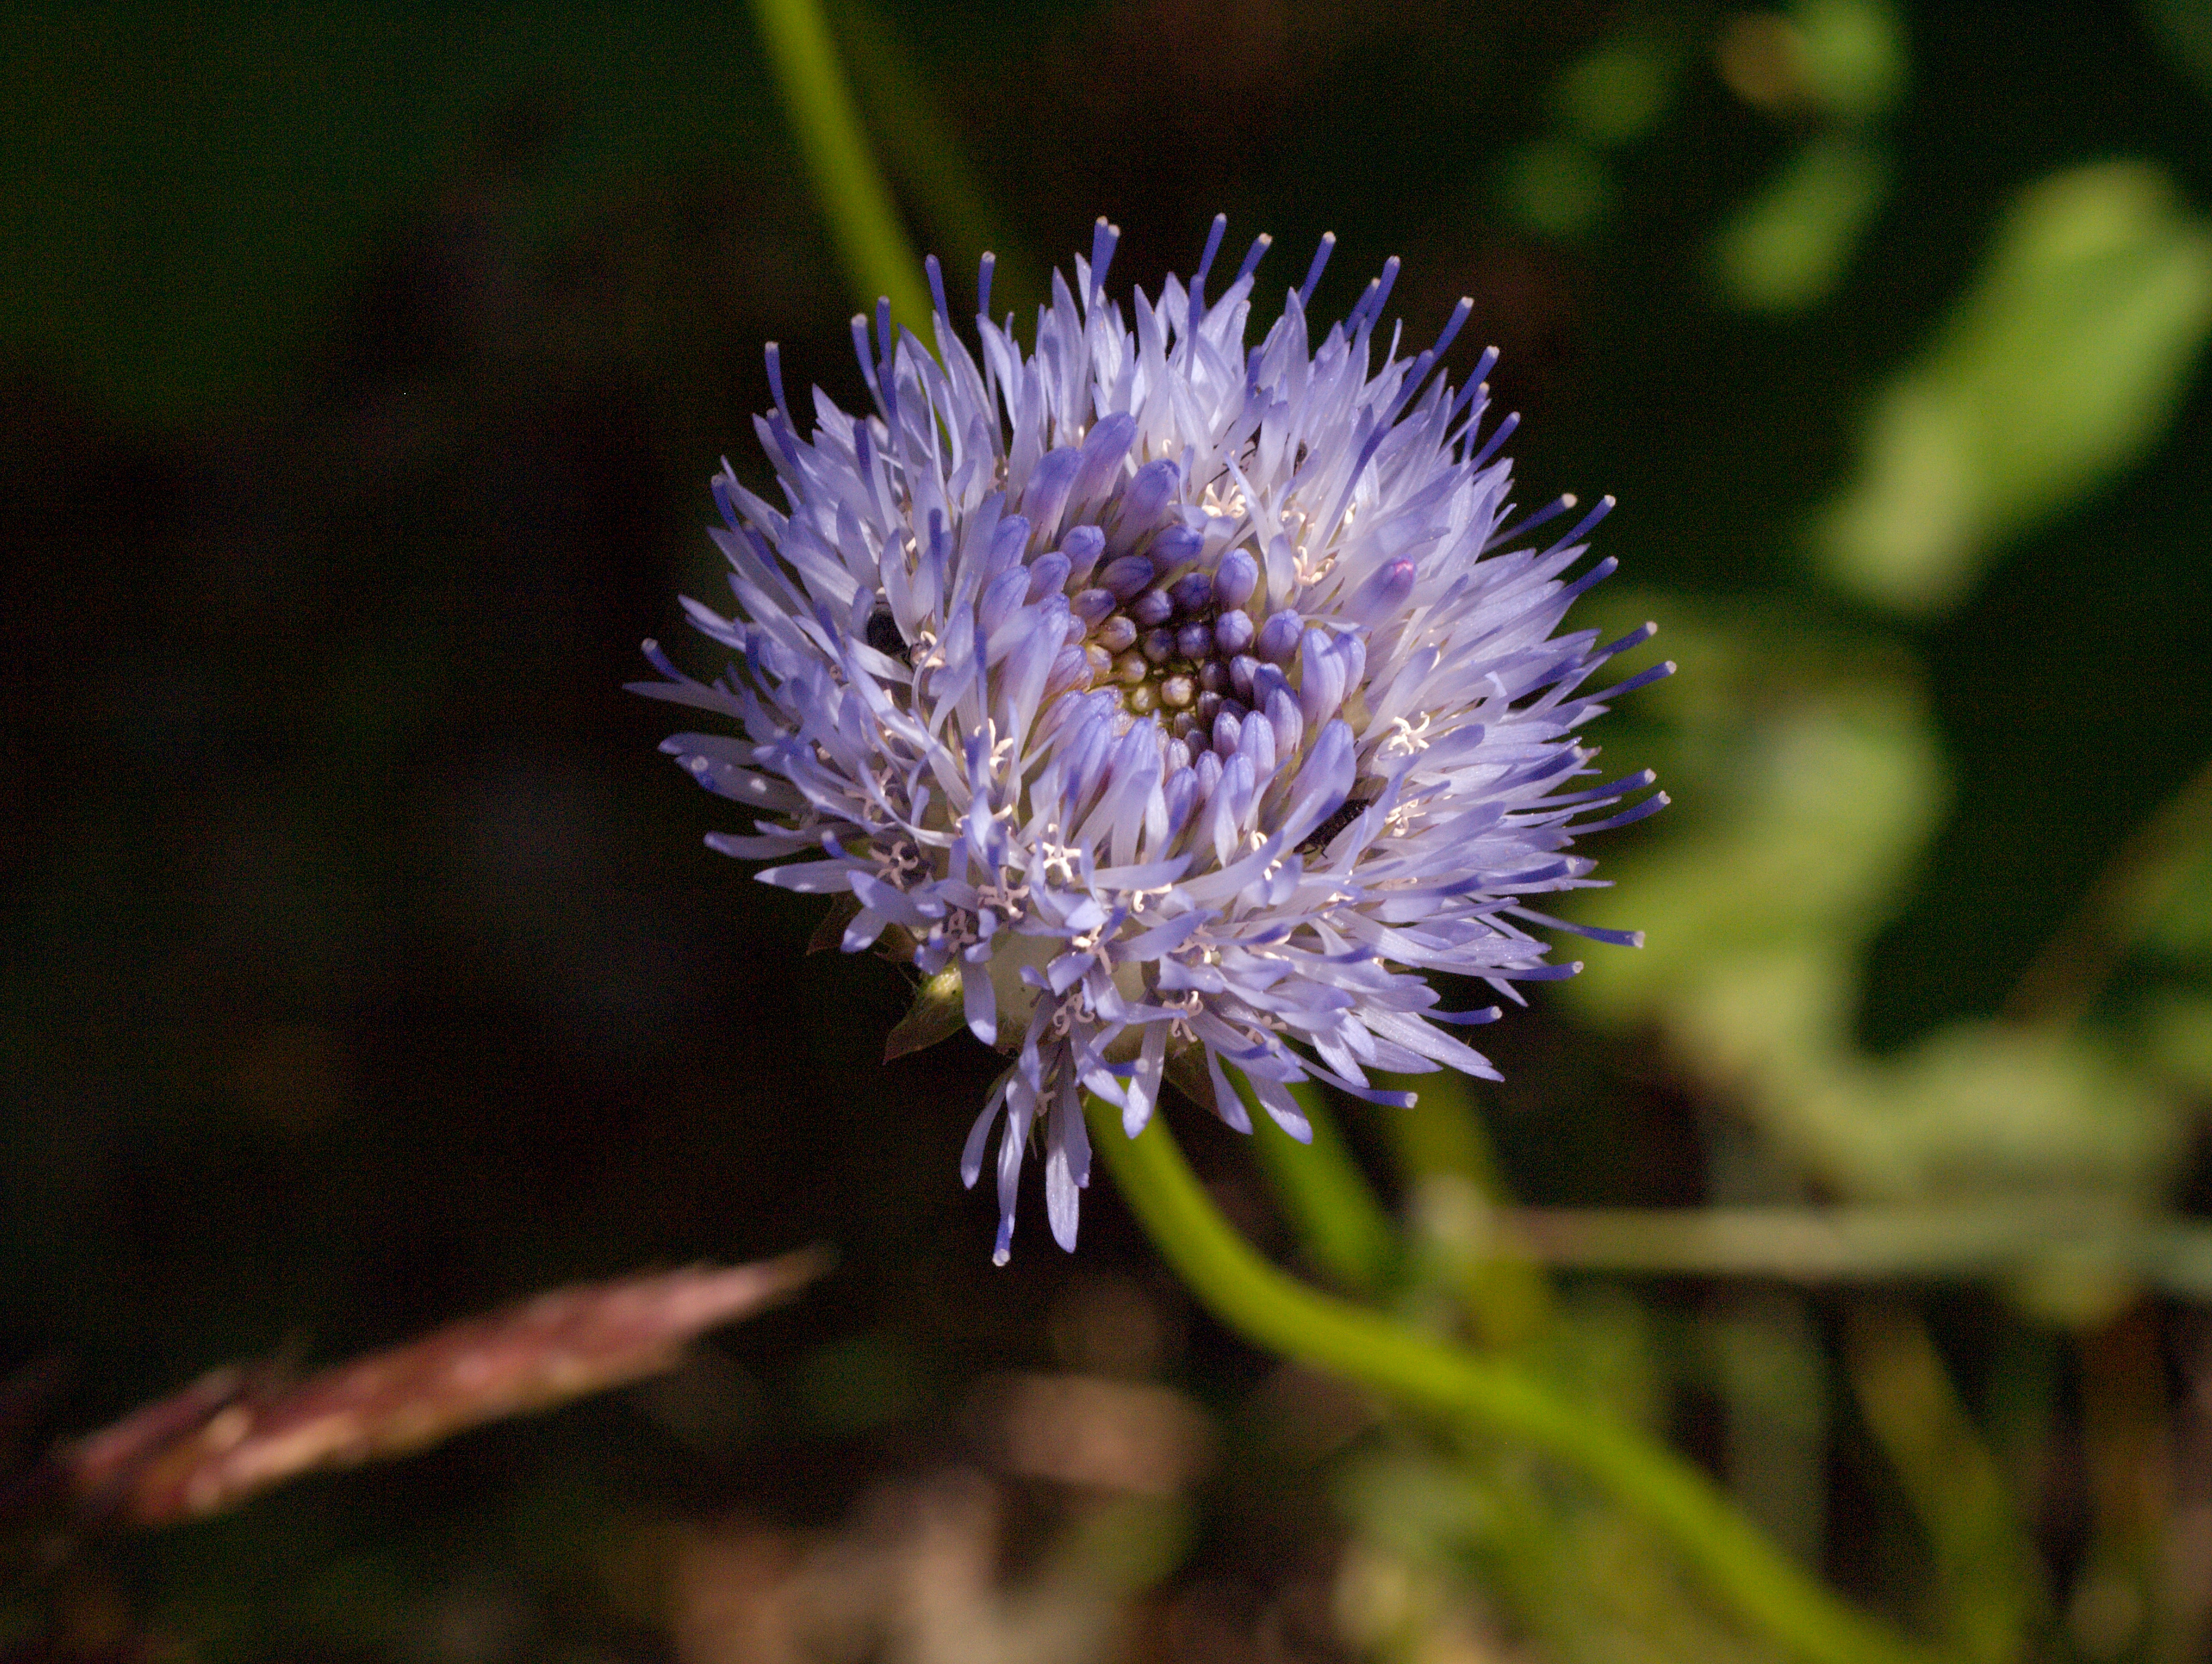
[636, 219, 1669, 1263]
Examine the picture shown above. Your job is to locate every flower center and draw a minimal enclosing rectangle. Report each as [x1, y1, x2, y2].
[1062, 542, 1297, 749]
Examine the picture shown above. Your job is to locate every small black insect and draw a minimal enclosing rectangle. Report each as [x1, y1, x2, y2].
[1298, 793, 1374, 855]
[865, 602, 911, 665]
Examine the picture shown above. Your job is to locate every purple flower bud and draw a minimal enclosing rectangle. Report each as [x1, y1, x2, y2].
[1238, 706, 1276, 778]
[1213, 608, 1256, 656]
[1114, 458, 1180, 537]
[1020, 448, 1083, 541]
[1192, 747, 1223, 806]
[1129, 587, 1175, 627]
[1332, 630, 1366, 695]
[1064, 709, 1114, 800]
[1176, 622, 1213, 660]
[1099, 555, 1155, 600]
[1060, 524, 1107, 587]
[979, 566, 1032, 637]
[1255, 609, 1303, 663]
[1071, 413, 1137, 507]
[1148, 524, 1204, 577]
[1070, 586, 1117, 625]
[1142, 628, 1176, 664]
[1213, 547, 1260, 609]
[1210, 753, 1257, 862]
[1026, 550, 1071, 602]
[1198, 659, 1231, 695]
[1045, 645, 1093, 699]
[1213, 707, 1242, 757]
[1229, 654, 1259, 702]
[1161, 766, 1198, 834]
[986, 514, 1031, 578]
[1267, 685, 1304, 762]
[1169, 571, 1213, 614]
[1298, 627, 1349, 728]
[1250, 662, 1290, 711]
[1343, 557, 1416, 623]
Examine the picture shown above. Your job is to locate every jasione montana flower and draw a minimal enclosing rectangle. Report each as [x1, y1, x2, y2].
[636, 219, 1667, 1263]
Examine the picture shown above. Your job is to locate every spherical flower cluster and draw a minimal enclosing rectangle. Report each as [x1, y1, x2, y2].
[637, 219, 1667, 1263]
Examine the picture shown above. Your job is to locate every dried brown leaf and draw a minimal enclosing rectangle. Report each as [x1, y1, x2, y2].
[62, 1250, 828, 1527]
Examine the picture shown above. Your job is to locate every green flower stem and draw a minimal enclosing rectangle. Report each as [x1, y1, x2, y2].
[1377, 1069, 1553, 1349]
[1843, 1303, 2049, 1664]
[1243, 1079, 1400, 1296]
[1498, 1202, 2212, 1298]
[1378, 1067, 1506, 1191]
[747, 0, 931, 331]
[1085, 1095, 1936, 1664]
[830, 0, 1040, 318]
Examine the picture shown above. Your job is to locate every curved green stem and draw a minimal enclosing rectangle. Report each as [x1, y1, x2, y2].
[1378, 1068, 1554, 1349]
[747, 0, 931, 331]
[1245, 1080, 1399, 1296]
[1086, 1096, 1936, 1664]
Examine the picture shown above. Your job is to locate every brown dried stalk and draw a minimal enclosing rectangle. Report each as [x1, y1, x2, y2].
[55, 1250, 828, 1528]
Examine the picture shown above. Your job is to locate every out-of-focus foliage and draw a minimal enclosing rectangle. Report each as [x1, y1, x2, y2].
[1713, 1, 1905, 312]
[1563, 594, 2186, 1221]
[1817, 163, 2212, 615]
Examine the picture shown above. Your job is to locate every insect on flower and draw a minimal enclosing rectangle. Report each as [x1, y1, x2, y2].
[636, 219, 1669, 1262]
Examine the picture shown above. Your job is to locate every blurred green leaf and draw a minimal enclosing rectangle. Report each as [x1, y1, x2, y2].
[2140, 993, 2212, 1093]
[1709, 1293, 1829, 1572]
[2132, 815, 2212, 971]
[1751, 1022, 2177, 1206]
[2006, 756, 2212, 1024]
[1792, 0, 1908, 122]
[1817, 162, 2212, 617]
[1559, 600, 2192, 1210]
[1716, 135, 1891, 314]
[1499, 139, 1614, 241]
[1843, 1305, 2049, 1664]
[1716, 2, 1905, 122]
[1559, 35, 1680, 148]
[1566, 687, 1948, 1024]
